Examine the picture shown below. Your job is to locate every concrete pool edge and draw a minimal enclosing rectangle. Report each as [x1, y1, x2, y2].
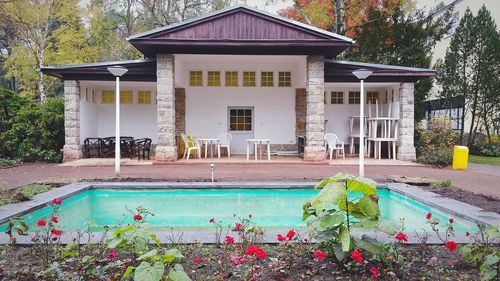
[0, 181, 499, 245]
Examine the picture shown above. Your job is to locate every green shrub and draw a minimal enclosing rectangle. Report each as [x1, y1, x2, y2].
[0, 158, 21, 168]
[0, 196, 12, 206]
[416, 118, 456, 166]
[430, 179, 453, 188]
[0, 95, 64, 163]
[15, 184, 53, 201]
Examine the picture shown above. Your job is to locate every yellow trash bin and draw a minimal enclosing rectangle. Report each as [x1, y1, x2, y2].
[452, 145, 469, 170]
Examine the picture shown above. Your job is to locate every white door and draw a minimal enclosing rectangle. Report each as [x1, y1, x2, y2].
[228, 107, 254, 154]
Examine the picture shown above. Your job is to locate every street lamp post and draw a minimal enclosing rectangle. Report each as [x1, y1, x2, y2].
[107, 66, 128, 176]
[352, 69, 373, 178]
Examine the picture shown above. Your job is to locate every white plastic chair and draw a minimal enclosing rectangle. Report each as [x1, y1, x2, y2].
[181, 133, 201, 160]
[324, 133, 345, 160]
[217, 133, 232, 158]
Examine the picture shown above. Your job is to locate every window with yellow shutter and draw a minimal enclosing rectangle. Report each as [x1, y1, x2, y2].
[101, 90, 115, 104]
[207, 71, 221, 86]
[138, 91, 152, 104]
[225, 71, 238, 86]
[261, 71, 274, 87]
[278, 71, 291, 87]
[242, 71, 256, 86]
[189, 71, 203, 86]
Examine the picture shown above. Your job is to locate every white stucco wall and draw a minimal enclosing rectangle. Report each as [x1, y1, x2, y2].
[176, 55, 306, 149]
[324, 83, 400, 144]
[79, 81, 157, 143]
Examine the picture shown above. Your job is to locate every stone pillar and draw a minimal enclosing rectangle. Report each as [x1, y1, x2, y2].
[175, 88, 186, 137]
[303, 56, 326, 161]
[155, 54, 177, 161]
[62, 80, 82, 161]
[397, 83, 417, 160]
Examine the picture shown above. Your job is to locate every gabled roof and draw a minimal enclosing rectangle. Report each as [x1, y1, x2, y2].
[325, 60, 436, 82]
[41, 59, 156, 81]
[127, 5, 353, 58]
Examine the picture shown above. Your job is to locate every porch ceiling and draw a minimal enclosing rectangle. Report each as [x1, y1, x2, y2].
[325, 60, 436, 83]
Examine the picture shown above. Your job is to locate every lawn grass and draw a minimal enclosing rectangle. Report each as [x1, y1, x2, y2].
[469, 154, 500, 166]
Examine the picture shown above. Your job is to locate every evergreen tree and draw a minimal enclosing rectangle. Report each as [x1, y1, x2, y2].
[436, 5, 500, 145]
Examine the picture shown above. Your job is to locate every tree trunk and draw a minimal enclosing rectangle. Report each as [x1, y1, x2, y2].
[38, 44, 46, 102]
[334, 0, 345, 35]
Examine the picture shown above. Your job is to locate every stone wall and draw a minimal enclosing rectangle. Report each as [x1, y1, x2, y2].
[155, 54, 177, 161]
[175, 88, 186, 136]
[63, 80, 83, 161]
[303, 56, 326, 161]
[295, 88, 306, 139]
[397, 83, 417, 160]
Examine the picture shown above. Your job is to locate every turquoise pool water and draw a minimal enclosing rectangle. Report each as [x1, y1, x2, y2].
[0, 188, 477, 232]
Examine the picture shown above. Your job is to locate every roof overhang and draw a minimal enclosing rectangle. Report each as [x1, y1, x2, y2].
[41, 59, 157, 82]
[325, 60, 436, 83]
[127, 5, 353, 58]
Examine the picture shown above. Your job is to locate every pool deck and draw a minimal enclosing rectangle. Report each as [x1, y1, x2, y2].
[0, 181, 499, 245]
[1, 162, 499, 199]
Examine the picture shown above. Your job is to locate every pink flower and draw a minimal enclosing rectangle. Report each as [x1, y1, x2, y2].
[193, 257, 201, 263]
[209, 218, 215, 223]
[313, 250, 327, 260]
[36, 220, 47, 227]
[225, 235, 235, 244]
[286, 229, 296, 240]
[394, 232, 408, 242]
[426, 212, 432, 220]
[133, 214, 143, 221]
[370, 267, 380, 279]
[449, 218, 454, 223]
[351, 250, 363, 263]
[123, 258, 132, 263]
[50, 216, 59, 223]
[107, 249, 117, 261]
[52, 198, 62, 205]
[277, 234, 286, 241]
[51, 229, 62, 236]
[230, 253, 245, 265]
[235, 223, 242, 231]
[445, 240, 457, 252]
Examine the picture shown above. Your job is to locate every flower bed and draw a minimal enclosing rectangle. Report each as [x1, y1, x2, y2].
[1, 174, 498, 281]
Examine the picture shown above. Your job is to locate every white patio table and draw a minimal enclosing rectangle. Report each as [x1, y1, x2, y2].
[245, 139, 271, 160]
[197, 138, 220, 158]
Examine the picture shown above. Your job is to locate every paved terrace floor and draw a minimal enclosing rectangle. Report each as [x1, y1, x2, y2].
[1, 160, 499, 199]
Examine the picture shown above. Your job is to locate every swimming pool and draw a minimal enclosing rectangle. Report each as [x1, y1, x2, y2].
[0, 187, 478, 233]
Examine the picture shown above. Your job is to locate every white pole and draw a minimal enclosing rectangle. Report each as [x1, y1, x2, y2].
[359, 79, 365, 178]
[115, 76, 120, 176]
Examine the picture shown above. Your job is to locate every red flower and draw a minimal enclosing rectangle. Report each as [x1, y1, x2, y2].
[235, 223, 242, 231]
[370, 267, 380, 279]
[394, 232, 408, 242]
[449, 218, 454, 223]
[286, 229, 296, 240]
[254, 248, 267, 260]
[52, 198, 62, 205]
[225, 235, 235, 244]
[209, 218, 215, 223]
[107, 249, 117, 261]
[51, 229, 62, 236]
[277, 234, 286, 241]
[36, 220, 47, 227]
[313, 250, 327, 260]
[245, 245, 259, 255]
[350, 250, 363, 263]
[133, 214, 143, 221]
[445, 240, 457, 252]
[426, 212, 432, 220]
[193, 257, 201, 263]
[50, 216, 59, 223]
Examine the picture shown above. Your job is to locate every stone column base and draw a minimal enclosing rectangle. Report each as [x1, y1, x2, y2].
[304, 146, 326, 161]
[63, 145, 83, 162]
[397, 147, 416, 161]
[155, 146, 178, 161]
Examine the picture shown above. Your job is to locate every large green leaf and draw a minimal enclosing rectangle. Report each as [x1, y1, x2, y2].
[305, 183, 347, 216]
[138, 249, 158, 261]
[319, 213, 345, 230]
[161, 249, 184, 263]
[168, 264, 191, 281]
[354, 236, 385, 257]
[357, 196, 380, 218]
[339, 225, 351, 252]
[134, 261, 164, 281]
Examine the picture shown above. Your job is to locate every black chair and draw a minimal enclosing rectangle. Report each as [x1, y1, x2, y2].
[83, 138, 103, 158]
[130, 138, 152, 161]
[101, 137, 115, 157]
